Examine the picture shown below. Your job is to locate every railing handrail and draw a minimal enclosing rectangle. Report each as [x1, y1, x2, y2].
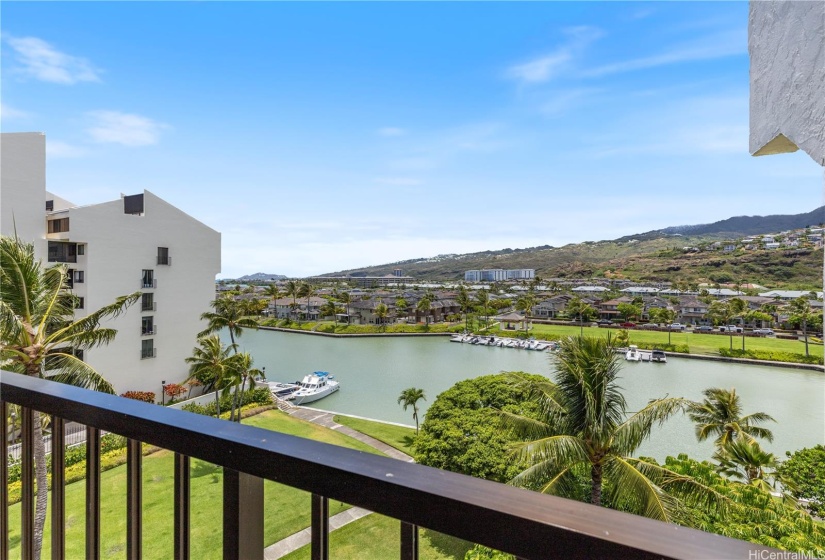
[0, 372, 770, 560]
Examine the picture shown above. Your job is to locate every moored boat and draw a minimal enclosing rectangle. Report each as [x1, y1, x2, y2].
[651, 349, 667, 363]
[625, 345, 641, 361]
[290, 371, 340, 405]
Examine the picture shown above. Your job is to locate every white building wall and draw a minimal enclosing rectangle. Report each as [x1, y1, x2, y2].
[0, 133, 47, 257]
[66, 191, 220, 395]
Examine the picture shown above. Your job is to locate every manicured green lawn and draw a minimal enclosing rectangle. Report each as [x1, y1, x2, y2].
[333, 415, 417, 456]
[281, 513, 473, 560]
[6, 410, 383, 559]
[514, 324, 823, 357]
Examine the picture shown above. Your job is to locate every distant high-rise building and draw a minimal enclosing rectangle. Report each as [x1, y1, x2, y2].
[1, 132, 221, 396]
[393, 268, 402, 277]
[465, 268, 534, 282]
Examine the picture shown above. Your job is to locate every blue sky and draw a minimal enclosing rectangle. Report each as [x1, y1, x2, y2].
[2, 2, 821, 278]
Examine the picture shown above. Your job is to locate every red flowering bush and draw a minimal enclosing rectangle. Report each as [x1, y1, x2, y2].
[163, 383, 187, 399]
[120, 391, 156, 404]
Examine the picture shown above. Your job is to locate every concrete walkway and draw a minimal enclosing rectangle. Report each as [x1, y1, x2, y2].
[262, 406, 414, 559]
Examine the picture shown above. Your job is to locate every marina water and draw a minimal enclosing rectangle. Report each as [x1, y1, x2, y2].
[228, 329, 824, 462]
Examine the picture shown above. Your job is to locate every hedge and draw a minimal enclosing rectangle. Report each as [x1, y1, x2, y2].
[718, 348, 823, 365]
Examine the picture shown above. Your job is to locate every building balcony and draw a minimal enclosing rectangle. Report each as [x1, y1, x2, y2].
[1, 373, 771, 560]
[140, 348, 157, 359]
[141, 279, 157, 289]
[157, 256, 172, 266]
[141, 326, 156, 336]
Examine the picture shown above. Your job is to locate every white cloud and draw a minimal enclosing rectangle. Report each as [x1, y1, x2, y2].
[539, 88, 601, 117]
[377, 127, 407, 137]
[581, 29, 746, 78]
[507, 52, 571, 84]
[5, 36, 101, 84]
[374, 177, 421, 186]
[47, 140, 88, 159]
[506, 26, 602, 85]
[86, 111, 168, 146]
[0, 103, 29, 119]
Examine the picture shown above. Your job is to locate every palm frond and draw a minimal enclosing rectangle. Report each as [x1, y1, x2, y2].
[45, 353, 115, 394]
[614, 397, 692, 454]
[604, 456, 688, 525]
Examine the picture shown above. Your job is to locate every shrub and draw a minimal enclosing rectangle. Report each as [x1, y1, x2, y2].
[120, 390, 156, 404]
[718, 348, 823, 365]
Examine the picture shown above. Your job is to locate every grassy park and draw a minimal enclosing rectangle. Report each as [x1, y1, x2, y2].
[6, 411, 466, 559]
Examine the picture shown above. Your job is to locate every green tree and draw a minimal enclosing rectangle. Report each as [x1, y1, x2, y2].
[455, 286, 474, 331]
[789, 296, 817, 357]
[198, 295, 259, 348]
[778, 445, 825, 517]
[230, 351, 262, 422]
[416, 373, 545, 481]
[501, 336, 715, 523]
[687, 387, 775, 447]
[741, 310, 773, 351]
[417, 293, 433, 325]
[264, 283, 281, 301]
[713, 438, 783, 492]
[515, 293, 536, 332]
[284, 279, 300, 320]
[475, 289, 491, 328]
[397, 387, 426, 434]
[374, 302, 389, 330]
[565, 296, 595, 336]
[395, 297, 409, 323]
[319, 299, 341, 324]
[298, 282, 317, 322]
[185, 335, 237, 418]
[337, 291, 352, 323]
[0, 236, 139, 560]
[708, 298, 746, 350]
[616, 302, 642, 323]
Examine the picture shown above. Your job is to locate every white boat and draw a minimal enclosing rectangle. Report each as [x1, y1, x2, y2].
[266, 381, 300, 399]
[625, 345, 641, 361]
[651, 349, 667, 363]
[290, 371, 340, 405]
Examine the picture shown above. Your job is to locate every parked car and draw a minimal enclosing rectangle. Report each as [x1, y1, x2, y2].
[668, 323, 685, 330]
[695, 325, 714, 332]
[752, 328, 775, 336]
[596, 319, 613, 326]
[620, 322, 636, 328]
[640, 323, 659, 329]
[718, 325, 743, 333]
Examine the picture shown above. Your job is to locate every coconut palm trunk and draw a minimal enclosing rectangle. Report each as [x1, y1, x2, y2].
[590, 461, 604, 506]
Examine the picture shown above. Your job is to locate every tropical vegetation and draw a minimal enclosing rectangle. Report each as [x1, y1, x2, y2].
[0, 235, 139, 560]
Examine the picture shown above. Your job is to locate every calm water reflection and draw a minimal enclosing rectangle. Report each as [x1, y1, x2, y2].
[229, 329, 825, 461]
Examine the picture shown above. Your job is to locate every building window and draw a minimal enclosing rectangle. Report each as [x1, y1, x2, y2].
[157, 247, 170, 266]
[142, 269, 155, 289]
[141, 292, 155, 312]
[66, 269, 75, 289]
[74, 270, 84, 284]
[47, 217, 70, 233]
[45, 200, 54, 211]
[48, 242, 77, 263]
[77, 244, 85, 256]
[123, 193, 145, 215]
[141, 339, 155, 360]
[141, 316, 155, 336]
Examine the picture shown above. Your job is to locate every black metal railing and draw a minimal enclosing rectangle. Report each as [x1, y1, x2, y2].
[157, 256, 171, 266]
[140, 348, 156, 359]
[141, 279, 157, 289]
[1, 373, 772, 560]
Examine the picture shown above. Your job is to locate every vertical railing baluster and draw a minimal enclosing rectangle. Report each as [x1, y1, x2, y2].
[50, 417, 65, 560]
[21, 407, 34, 560]
[174, 453, 190, 560]
[311, 494, 329, 560]
[0, 402, 8, 560]
[86, 426, 100, 560]
[126, 439, 142, 560]
[222, 469, 263, 560]
[400, 522, 419, 560]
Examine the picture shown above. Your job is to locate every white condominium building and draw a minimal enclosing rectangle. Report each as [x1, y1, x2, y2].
[1, 132, 221, 397]
[465, 268, 535, 282]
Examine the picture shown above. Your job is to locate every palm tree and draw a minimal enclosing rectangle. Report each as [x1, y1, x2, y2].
[516, 293, 536, 332]
[319, 299, 340, 324]
[475, 289, 490, 328]
[185, 335, 238, 418]
[741, 310, 772, 351]
[264, 283, 281, 301]
[455, 286, 473, 332]
[198, 294, 259, 349]
[397, 387, 426, 434]
[789, 296, 816, 357]
[713, 437, 782, 489]
[298, 282, 317, 322]
[708, 298, 746, 350]
[230, 351, 262, 422]
[500, 336, 718, 523]
[416, 293, 433, 325]
[395, 297, 409, 323]
[374, 302, 389, 330]
[338, 291, 352, 324]
[0, 235, 139, 560]
[284, 280, 299, 321]
[687, 387, 775, 447]
[565, 296, 595, 336]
